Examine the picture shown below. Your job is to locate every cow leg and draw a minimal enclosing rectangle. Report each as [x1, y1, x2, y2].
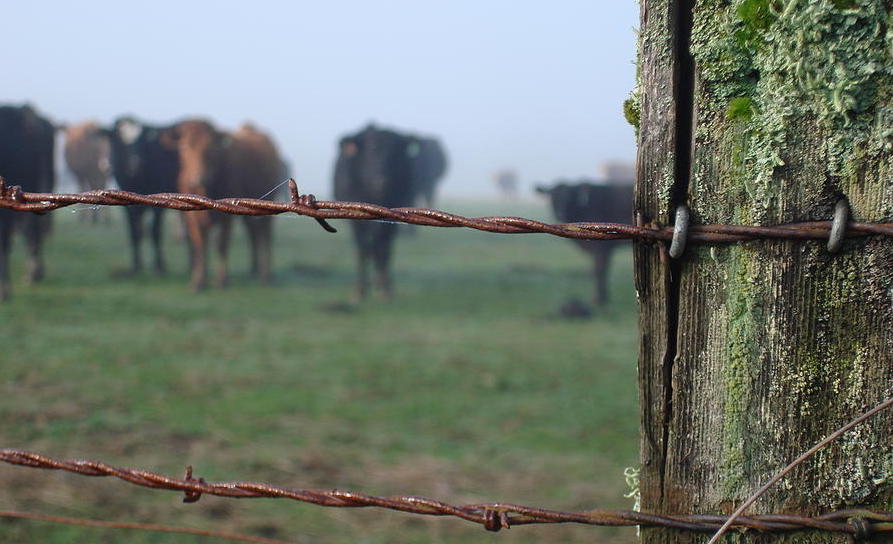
[185, 211, 209, 291]
[214, 214, 232, 289]
[373, 225, 396, 301]
[357, 249, 371, 300]
[256, 217, 273, 285]
[244, 217, 260, 278]
[125, 206, 145, 273]
[351, 224, 371, 300]
[593, 248, 613, 306]
[0, 217, 13, 301]
[251, 217, 273, 285]
[150, 208, 167, 274]
[23, 215, 46, 284]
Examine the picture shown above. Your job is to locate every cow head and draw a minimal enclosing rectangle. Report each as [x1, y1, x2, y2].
[334, 125, 416, 206]
[339, 136, 358, 159]
[354, 127, 411, 191]
[536, 182, 597, 223]
[162, 120, 229, 195]
[107, 117, 145, 178]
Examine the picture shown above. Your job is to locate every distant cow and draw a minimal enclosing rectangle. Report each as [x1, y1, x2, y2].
[163, 119, 283, 290]
[536, 181, 633, 306]
[107, 116, 180, 274]
[0, 105, 56, 300]
[334, 124, 417, 300]
[408, 136, 447, 207]
[63, 121, 111, 223]
[494, 169, 519, 199]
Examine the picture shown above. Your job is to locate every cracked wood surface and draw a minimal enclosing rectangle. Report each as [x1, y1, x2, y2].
[634, 1, 893, 543]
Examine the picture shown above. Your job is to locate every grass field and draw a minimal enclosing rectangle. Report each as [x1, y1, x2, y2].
[0, 199, 640, 543]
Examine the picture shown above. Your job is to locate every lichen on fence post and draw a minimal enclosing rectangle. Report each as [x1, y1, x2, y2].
[634, 1, 893, 543]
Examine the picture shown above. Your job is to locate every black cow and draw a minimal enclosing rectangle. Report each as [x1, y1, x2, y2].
[106, 116, 180, 274]
[536, 181, 633, 306]
[334, 124, 416, 300]
[408, 136, 447, 207]
[0, 105, 56, 301]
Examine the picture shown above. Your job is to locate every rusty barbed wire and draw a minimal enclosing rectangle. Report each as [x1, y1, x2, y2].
[1, 178, 892, 244]
[2, 449, 892, 536]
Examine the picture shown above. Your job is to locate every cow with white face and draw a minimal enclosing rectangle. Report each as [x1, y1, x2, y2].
[63, 121, 111, 224]
[106, 116, 180, 275]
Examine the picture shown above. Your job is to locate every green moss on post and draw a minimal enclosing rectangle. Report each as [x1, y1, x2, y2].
[624, 93, 642, 133]
[635, 1, 893, 542]
[726, 96, 754, 121]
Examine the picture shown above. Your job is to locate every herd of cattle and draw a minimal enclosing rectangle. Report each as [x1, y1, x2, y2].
[0, 102, 632, 306]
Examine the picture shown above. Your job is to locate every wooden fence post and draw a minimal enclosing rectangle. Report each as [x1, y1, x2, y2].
[633, 1, 893, 542]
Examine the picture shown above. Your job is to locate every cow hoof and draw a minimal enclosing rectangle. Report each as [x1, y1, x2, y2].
[559, 298, 593, 319]
[26, 268, 44, 284]
[110, 267, 138, 279]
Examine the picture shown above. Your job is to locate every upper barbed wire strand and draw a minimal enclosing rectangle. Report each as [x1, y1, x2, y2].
[1, 179, 892, 242]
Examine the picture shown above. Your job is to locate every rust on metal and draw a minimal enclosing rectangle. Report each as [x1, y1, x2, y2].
[2, 449, 892, 535]
[1, 178, 892, 245]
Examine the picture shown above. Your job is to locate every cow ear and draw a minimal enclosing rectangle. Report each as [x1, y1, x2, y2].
[534, 185, 550, 194]
[340, 138, 358, 157]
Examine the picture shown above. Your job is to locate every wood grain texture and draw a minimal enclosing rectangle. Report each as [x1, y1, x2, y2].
[635, 1, 893, 542]
[635, 0, 685, 528]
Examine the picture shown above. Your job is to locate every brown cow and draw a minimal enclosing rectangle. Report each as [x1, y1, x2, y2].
[63, 121, 111, 223]
[224, 123, 284, 284]
[164, 119, 283, 290]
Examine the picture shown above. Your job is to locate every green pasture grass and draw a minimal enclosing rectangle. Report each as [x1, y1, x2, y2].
[0, 199, 640, 543]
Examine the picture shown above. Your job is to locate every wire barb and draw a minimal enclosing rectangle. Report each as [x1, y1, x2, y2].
[287, 178, 337, 233]
[182, 465, 204, 503]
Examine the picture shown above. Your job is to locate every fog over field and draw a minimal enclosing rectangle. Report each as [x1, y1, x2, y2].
[3, 1, 638, 198]
[1, 4, 643, 542]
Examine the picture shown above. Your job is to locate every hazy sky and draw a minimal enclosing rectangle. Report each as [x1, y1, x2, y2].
[3, 1, 639, 198]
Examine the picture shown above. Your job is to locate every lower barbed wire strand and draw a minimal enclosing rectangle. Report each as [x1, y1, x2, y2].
[0, 448, 888, 535]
